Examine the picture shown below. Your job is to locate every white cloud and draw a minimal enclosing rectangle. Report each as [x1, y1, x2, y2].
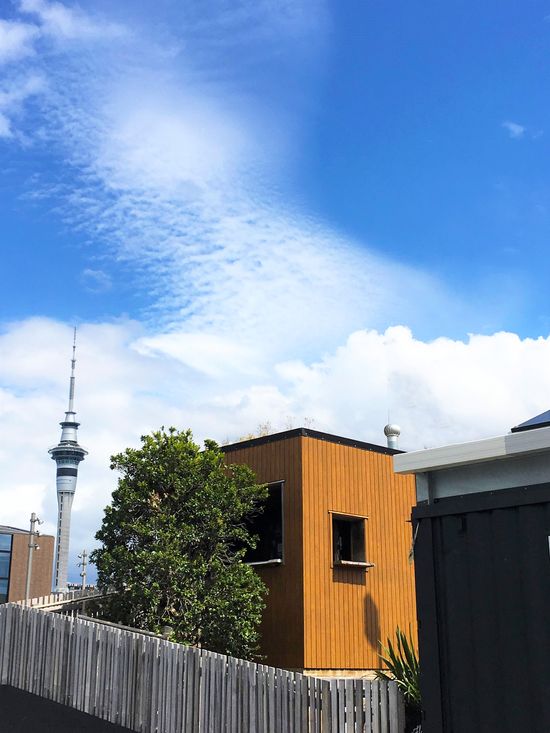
[273, 326, 550, 448]
[0, 73, 44, 138]
[18, 0, 125, 41]
[0, 19, 39, 63]
[1, 1, 548, 587]
[0, 3, 126, 136]
[502, 120, 526, 139]
[0, 318, 187, 578]
[0, 0, 467, 360]
[0, 112, 12, 137]
[97, 87, 253, 191]
[2, 317, 550, 584]
[0, 1, 124, 71]
[135, 332, 261, 379]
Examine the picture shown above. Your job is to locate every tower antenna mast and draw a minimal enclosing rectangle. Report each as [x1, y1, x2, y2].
[68, 326, 77, 413]
[49, 328, 87, 592]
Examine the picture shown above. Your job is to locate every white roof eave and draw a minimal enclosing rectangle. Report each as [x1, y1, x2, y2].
[393, 425, 550, 475]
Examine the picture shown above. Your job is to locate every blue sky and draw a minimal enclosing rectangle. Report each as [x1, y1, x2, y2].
[2, 0, 550, 337]
[305, 0, 550, 336]
[2, 0, 550, 579]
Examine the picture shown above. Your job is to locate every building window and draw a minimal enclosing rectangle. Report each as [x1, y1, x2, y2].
[245, 482, 284, 565]
[0, 553, 10, 579]
[0, 533, 12, 603]
[332, 514, 372, 568]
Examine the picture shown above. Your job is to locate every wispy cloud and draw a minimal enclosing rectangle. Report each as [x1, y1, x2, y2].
[0, 0, 123, 138]
[0, 1, 124, 72]
[0, 19, 39, 64]
[81, 268, 112, 294]
[18, 0, 125, 41]
[0, 73, 44, 138]
[502, 120, 526, 139]
[0, 0, 464, 359]
[0, 3, 527, 396]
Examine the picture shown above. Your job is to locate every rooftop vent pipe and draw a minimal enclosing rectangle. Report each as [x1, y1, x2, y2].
[384, 423, 401, 449]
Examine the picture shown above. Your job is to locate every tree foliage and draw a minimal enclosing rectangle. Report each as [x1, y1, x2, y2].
[91, 428, 269, 658]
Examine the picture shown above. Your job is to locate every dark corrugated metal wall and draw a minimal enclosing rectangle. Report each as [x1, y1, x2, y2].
[414, 485, 550, 733]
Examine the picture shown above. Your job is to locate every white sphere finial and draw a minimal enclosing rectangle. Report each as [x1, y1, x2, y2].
[384, 423, 401, 449]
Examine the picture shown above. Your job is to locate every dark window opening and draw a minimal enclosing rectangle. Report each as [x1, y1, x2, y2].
[332, 515, 366, 565]
[246, 482, 283, 564]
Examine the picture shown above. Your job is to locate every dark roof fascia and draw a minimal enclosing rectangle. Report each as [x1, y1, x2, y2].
[413, 482, 550, 519]
[511, 409, 550, 433]
[512, 421, 550, 433]
[221, 427, 402, 456]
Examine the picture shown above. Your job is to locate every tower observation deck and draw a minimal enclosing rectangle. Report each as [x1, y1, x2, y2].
[49, 330, 87, 592]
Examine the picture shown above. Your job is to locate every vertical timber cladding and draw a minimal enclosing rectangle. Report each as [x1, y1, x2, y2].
[413, 485, 550, 733]
[301, 436, 417, 671]
[223, 435, 305, 670]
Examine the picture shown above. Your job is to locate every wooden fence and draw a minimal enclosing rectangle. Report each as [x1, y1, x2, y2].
[15, 588, 107, 609]
[0, 603, 405, 732]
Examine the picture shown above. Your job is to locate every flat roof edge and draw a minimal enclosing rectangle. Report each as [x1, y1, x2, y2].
[393, 425, 550, 474]
[0, 525, 54, 537]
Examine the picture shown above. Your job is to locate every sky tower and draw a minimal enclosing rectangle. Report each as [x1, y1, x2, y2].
[49, 329, 87, 592]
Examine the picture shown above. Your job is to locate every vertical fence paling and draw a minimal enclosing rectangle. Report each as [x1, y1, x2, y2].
[0, 603, 405, 733]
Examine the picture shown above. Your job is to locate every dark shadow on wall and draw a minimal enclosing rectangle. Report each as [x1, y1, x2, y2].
[364, 592, 381, 653]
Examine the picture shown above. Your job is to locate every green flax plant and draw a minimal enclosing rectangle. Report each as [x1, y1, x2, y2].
[376, 626, 420, 709]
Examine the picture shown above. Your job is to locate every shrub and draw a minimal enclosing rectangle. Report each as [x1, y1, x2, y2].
[377, 626, 421, 731]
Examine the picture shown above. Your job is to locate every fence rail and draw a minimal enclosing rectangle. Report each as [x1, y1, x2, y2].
[0, 603, 405, 732]
[14, 588, 107, 609]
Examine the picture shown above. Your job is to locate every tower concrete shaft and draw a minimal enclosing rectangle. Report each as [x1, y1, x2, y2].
[49, 330, 87, 592]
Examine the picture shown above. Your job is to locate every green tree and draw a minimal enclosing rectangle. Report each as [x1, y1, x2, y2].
[91, 427, 268, 658]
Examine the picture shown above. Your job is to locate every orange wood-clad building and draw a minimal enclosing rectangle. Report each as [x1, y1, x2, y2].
[222, 428, 417, 675]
